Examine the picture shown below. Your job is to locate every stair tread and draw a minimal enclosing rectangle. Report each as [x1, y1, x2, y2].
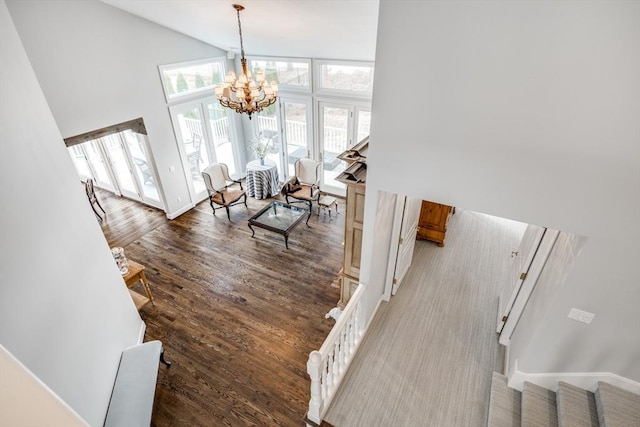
[488, 372, 522, 427]
[595, 381, 640, 427]
[522, 381, 558, 427]
[556, 381, 598, 427]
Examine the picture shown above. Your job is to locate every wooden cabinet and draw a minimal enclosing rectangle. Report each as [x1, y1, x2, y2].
[417, 201, 454, 247]
[335, 137, 369, 307]
[343, 183, 365, 278]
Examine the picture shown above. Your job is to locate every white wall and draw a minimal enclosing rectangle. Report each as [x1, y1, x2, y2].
[5, 0, 230, 217]
[360, 0, 640, 381]
[0, 346, 87, 426]
[0, 1, 144, 424]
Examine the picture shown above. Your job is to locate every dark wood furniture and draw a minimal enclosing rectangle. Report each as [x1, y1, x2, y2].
[417, 200, 454, 247]
[248, 201, 311, 249]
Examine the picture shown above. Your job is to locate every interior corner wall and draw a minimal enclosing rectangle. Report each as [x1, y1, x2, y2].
[5, 0, 228, 217]
[0, 1, 143, 425]
[360, 0, 640, 380]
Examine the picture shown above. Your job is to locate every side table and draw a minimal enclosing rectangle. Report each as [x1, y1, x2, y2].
[122, 260, 155, 310]
[246, 159, 279, 199]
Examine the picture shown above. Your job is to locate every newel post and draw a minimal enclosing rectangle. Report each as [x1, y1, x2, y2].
[307, 350, 323, 424]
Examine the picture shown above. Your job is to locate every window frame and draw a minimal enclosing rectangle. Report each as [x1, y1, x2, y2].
[158, 57, 227, 104]
[313, 59, 375, 99]
[247, 56, 312, 94]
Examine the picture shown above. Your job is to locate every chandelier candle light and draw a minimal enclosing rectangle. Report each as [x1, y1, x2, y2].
[215, 4, 278, 119]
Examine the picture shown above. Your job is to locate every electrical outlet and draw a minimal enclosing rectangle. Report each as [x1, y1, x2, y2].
[568, 308, 595, 324]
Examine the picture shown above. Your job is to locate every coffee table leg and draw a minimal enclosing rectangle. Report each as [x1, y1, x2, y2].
[248, 223, 255, 237]
[284, 234, 289, 249]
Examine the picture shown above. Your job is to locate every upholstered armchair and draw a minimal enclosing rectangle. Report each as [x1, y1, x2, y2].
[285, 158, 321, 212]
[201, 163, 247, 220]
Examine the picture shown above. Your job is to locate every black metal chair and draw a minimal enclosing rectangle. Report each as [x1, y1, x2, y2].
[85, 178, 106, 222]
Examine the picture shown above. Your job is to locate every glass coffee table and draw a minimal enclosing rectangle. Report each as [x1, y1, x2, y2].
[248, 201, 311, 249]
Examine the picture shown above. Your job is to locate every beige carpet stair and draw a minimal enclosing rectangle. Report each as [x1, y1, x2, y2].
[556, 381, 598, 427]
[595, 381, 640, 427]
[488, 372, 640, 427]
[487, 372, 521, 427]
[522, 381, 558, 427]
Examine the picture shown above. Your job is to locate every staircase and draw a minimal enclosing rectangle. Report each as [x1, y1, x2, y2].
[488, 372, 640, 426]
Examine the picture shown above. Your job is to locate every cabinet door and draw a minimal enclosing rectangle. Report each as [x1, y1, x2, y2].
[343, 184, 366, 277]
[419, 201, 446, 231]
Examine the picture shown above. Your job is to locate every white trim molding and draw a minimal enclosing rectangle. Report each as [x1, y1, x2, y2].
[509, 358, 640, 395]
[166, 203, 195, 220]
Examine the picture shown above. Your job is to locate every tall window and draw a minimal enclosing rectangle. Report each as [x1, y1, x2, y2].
[160, 58, 244, 206]
[315, 60, 374, 195]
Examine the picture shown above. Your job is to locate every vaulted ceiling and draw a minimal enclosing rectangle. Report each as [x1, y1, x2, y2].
[101, 0, 380, 61]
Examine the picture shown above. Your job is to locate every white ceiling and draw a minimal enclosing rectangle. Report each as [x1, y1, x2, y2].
[101, 0, 380, 61]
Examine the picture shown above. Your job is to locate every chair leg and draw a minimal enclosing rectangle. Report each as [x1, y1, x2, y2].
[209, 199, 216, 216]
[225, 206, 231, 220]
[285, 195, 290, 204]
[90, 204, 103, 222]
[95, 199, 106, 216]
[243, 193, 248, 209]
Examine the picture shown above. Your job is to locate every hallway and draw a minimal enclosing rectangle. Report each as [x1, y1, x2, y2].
[324, 209, 527, 426]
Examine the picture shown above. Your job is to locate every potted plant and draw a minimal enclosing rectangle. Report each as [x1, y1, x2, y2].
[249, 131, 273, 165]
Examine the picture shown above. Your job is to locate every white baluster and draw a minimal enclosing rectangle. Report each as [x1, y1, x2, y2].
[326, 351, 334, 393]
[307, 350, 323, 424]
[321, 357, 328, 400]
[332, 341, 340, 385]
[344, 316, 352, 357]
[339, 327, 347, 375]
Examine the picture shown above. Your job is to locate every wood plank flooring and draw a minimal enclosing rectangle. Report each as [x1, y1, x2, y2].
[324, 209, 526, 426]
[96, 189, 345, 426]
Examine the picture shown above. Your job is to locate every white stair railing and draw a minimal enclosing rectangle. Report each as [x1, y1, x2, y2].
[306, 284, 366, 425]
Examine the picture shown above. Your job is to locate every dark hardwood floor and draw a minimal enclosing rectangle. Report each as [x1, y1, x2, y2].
[96, 188, 345, 426]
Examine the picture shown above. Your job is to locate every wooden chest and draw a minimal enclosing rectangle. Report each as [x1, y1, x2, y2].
[417, 201, 454, 247]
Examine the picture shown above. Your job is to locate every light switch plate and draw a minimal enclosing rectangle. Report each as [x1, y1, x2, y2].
[568, 308, 595, 324]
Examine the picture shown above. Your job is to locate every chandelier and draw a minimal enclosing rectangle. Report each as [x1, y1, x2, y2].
[214, 4, 278, 120]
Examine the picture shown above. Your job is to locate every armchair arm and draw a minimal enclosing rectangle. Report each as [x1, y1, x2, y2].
[232, 177, 244, 190]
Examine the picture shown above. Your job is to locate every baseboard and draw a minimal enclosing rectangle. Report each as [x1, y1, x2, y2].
[166, 203, 194, 220]
[362, 295, 384, 337]
[502, 342, 510, 377]
[508, 358, 640, 395]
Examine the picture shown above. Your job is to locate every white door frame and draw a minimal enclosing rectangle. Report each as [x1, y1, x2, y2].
[497, 225, 546, 333]
[391, 197, 422, 296]
[384, 196, 408, 301]
[499, 228, 560, 346]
